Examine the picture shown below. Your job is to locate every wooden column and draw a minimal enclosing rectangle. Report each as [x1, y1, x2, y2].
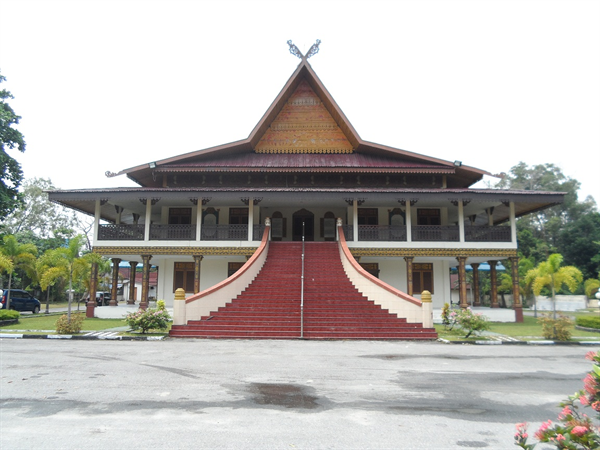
[471, 263, 481, 307]
[86, 261, 98, 318]
[510, 256, 523, 322]
[489, 260, 499, 308]
[110, 258, 121, 306]
[127, 261, 138, 304]
[139, 255, 152, 310]
[193, 255, 203, 294]
[457, 256, 468, 309]
[404, 256, 414, 296]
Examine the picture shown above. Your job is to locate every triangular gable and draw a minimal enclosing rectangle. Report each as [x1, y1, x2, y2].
[109, 58, 492, 187]
[254, 80, 353, 154]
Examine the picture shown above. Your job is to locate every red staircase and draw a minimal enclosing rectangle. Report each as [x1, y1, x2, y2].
[169, 242, 437, 340]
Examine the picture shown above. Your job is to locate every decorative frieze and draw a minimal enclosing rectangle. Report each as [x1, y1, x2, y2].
[349, 248, 518, 258]
[92, 246, 258, 256]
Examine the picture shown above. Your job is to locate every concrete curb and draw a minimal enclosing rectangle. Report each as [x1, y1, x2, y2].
[0, 333, 165, 341]
[438, 338, 600, 346]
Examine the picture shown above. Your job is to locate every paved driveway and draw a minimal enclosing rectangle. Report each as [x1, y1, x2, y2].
[1, 339, 597, 449]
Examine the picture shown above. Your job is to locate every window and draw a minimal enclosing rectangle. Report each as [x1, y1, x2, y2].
[358, 208, 378, 225]
[417, 209, 441, 226]
[174, 262, 195, 293]
[169, 208, 192, 225]
[271, 211, 286, 240]
[320, 211, 336, 240]
[229, 208, 248, 225]
[413, 263, 434, 294]
[360, 263, 379, 278]
[228, 262, 245, 277]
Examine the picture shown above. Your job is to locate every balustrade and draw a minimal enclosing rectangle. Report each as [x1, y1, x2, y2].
[150, 224, 196, 240]
[412, 225, 460, 242]
[98, 224, 145, 241]
[357, 225, 407, 241]
[201, 224, 248, 241]
[465, 225, 511, 242]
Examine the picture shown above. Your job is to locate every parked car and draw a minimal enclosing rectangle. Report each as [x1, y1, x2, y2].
[85, 292, 111, 307]
[1, 289, 41, 313]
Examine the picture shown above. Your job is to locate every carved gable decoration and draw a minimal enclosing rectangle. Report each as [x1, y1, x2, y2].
[255, 80, 353, 154]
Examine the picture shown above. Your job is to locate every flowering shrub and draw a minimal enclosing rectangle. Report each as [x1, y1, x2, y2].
[55, 314, 85, 334]
[441, 303, 451, 326]
[124, 301, 171, 334]
[537, 313, 573, 341]
[515, 351, 600, 449]
[447, 307, 490, 338]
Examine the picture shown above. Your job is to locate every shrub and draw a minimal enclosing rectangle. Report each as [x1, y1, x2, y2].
[55, 314, 85, 334]
[450, 307, 490, 338]
[441, 303, 451, 326]
[124, 303, 170, 334]
[576, 316, 600, 330]
[0, 310, 20, 321]
[537, 313, 573, 341]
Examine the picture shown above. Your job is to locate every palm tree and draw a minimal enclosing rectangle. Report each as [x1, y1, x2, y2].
[0, 235, 37, 309]
[525, 253, 583, 319]
[39, 235, 91, 321]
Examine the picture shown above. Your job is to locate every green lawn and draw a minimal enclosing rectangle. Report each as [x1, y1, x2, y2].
[1, 314, 126, 331]
[436, 313, 600, 341]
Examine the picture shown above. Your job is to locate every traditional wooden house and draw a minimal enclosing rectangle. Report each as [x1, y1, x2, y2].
[48, 42, 563, 339]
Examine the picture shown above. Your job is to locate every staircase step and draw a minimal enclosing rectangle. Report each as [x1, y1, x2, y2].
[170, 242, 437, 340]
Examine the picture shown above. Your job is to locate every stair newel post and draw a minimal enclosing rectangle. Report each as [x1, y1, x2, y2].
[421, 290, 433, 328]
[173, 288, 186, 326]
[300, 221, 305, 339]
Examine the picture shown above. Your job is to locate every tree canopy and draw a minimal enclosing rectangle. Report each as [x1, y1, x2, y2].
[0, 71, 26, 220]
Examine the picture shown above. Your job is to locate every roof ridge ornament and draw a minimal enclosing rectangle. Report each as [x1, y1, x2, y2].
[287, 39, 321, 60]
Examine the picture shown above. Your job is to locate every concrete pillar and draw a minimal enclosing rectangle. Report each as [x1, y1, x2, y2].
[510, 256, 523, 322]
[86, 261, 98, 318]
[405, 202, 412, 242]
[193, 255, 203, 294]
[489, 260, 499, 308]
[458, 201, 465, 243]
[457, 256, 468, 309]
[140, 255, 152, 310]
[110, 258, 121, 306]
[404, 256, 414, 296]
[471, 263, 481, 307]
[127, 261, 138, 305]
[353, 199, 359, 242]
[144, 198, 152, 241]
[248, 196, 254, 241]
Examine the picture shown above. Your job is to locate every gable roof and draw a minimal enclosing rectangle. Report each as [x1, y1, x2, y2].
[109, 58, 491, 187]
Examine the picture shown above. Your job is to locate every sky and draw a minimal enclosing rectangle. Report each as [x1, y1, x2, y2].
[1, 0, 599, 205]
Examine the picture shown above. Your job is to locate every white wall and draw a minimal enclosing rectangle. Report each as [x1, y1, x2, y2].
[356, 257, 451, 309]
[156, 256, 247, 307]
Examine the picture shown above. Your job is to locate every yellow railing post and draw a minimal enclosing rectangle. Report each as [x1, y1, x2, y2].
[173, 288, 186, 325]
[421, 290, 433, 328]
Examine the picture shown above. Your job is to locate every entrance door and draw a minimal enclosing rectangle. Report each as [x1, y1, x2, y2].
[292, 209, 314, 241]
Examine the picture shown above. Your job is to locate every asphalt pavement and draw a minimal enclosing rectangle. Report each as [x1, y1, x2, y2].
[1, 339, 598, 449]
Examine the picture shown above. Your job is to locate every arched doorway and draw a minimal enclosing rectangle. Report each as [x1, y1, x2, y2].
[292, 209, 314, 241]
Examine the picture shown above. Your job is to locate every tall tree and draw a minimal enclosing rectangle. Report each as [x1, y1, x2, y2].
[39, 235, 93, 321]
[2, 178, 79, 238]
[0, 71, 26, 220]
[558, 212, 600, 280]
[0, 235, 37, 309]
[525, 253, 583, 319]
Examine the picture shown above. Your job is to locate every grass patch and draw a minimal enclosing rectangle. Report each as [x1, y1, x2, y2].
[436, 313, 600, 341]
[0, 315, 126, 332]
